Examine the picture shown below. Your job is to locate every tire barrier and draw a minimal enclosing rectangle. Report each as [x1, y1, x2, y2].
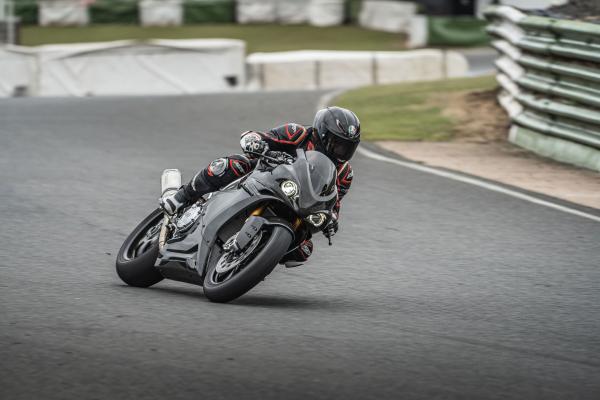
[485, 5, 600, 171]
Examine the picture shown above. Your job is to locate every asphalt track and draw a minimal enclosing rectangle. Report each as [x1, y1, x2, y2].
[461, 48, 497, 76]
[1, 91, 599, 400]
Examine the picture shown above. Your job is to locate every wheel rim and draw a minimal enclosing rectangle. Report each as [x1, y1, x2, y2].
[209, 230, 265, 285]
[123, 217, 163, 261]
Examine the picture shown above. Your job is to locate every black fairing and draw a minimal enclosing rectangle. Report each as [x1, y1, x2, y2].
[249, 149, 338, 216]
[155, 149, 337, 285]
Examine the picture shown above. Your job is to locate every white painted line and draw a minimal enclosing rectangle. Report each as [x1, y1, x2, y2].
[358, 146, 600, 223]
[319, 92, 600, 223]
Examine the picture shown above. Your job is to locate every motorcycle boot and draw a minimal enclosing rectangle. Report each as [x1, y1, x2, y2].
[160, 189, 190, 215]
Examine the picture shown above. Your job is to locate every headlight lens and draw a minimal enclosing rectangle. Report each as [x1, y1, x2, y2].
[306, 213, 327, 227]
[280, 180, 298, 197]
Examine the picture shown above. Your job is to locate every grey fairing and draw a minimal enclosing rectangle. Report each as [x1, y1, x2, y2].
[156, 189, 283, 284]
[251, 149, 338, 217]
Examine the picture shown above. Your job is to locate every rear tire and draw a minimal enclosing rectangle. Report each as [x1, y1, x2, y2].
[203, 225, 293, 303]
[116, 209, 164, 288]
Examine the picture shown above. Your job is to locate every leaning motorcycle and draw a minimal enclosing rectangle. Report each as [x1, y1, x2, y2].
[116, 149, 338, 303]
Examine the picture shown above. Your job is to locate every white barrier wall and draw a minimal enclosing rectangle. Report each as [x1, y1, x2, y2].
[247, 50, 469, 91]
[2, 43, 469, 97]
[407, 15, 428, 48]
[359, 1, 417, 33]
[319, 52, 374, 88]
[236, 0, 344, 26]
[237, 0, 278, 23]
[0, 39, 245, 97]
[139, 0, 184, 26]
[308, 0, 345, 27]
[39, 0, 89, 26]
[358, 1, 427, 47]
[498, 0, 567, 9]
[376, 50, 440, 84]
[445, 51, 470, 77]
[0, 48, 36, 97]
[278, 0, 310, 24]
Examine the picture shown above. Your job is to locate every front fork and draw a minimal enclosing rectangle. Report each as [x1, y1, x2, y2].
[249, 205, 309, 260]
[158, 215, 171, 251]
[250, 204, 302, 232]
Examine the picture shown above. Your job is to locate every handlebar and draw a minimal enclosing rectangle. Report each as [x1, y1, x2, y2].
[246, 150, 294, 165]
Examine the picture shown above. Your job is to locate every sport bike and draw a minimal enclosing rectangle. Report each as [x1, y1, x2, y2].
[116, 149, 338, 303]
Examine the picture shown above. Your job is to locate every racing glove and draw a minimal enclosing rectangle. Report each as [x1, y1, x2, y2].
[241, 133, 269, 154]
[323, 215, 339, 239]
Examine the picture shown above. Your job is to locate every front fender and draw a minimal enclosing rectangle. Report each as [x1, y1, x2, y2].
[263, 217, 295, 237]
[195, 190, 292, 279]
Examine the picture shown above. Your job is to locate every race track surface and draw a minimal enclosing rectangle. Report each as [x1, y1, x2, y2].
[1, 92, 599, 400]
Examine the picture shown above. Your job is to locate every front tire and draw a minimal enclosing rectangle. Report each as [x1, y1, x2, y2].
[116, 208, 164, 288]
[203, 225, 293, 303]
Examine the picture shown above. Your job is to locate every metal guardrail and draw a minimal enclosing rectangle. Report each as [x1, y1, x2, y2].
[484, 6, 600, 159]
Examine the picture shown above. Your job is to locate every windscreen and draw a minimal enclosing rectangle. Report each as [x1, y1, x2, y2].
[246, 149, 338, 215]
[305, 151, 337, 197]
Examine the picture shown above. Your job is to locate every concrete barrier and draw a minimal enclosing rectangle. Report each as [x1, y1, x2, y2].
[0, 48, 36, 97]
[139, 0, 183, 26]
[308, 0, 345, 27]
[278, 0, 310, 24]
[356, 1, 430, 48]
[376, 50, 442, 84]
[236, 0, 278, 23]
[39, 0, 89, 26]
[247, 49, 469, 91]
[2, 42, 470, 97]
[359, 1, 416, 33]
[236, 0, 342, 25]
[0, 39, 245, 97]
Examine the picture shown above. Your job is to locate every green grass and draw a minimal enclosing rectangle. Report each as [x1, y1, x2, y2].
[20, 25, 407, 53]
[334, 75, 497, 141]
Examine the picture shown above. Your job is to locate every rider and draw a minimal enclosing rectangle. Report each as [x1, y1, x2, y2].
[160, 106, 360, 264]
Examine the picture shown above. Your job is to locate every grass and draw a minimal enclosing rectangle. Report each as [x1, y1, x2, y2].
[19, 25, 407, 53]
[334, 75, 497, 141]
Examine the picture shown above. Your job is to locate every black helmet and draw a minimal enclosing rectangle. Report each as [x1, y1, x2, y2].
[313, 106, 361, 162]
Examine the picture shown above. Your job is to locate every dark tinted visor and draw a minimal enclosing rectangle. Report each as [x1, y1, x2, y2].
[327, 135, 359, 161]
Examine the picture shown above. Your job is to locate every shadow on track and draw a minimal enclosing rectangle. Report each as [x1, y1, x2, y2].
[133, 283, 355, 310]
[231, 294, 350, 310]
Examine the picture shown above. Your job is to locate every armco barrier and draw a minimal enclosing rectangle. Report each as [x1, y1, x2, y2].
[485, 5, 600, 171]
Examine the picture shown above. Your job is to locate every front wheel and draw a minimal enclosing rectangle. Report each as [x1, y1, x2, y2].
[116, 208, 165, 288]
[203, 225, 293, 303]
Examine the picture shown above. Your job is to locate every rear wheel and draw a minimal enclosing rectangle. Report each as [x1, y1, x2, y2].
[203, 225, 293, 303]
[116, 208, 165, 288]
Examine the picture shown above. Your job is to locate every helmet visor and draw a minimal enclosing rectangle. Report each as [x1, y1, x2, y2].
[326, 134, 359, 161]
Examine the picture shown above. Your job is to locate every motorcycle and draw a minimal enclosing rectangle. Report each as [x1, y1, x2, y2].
[116, 148, 338, 303]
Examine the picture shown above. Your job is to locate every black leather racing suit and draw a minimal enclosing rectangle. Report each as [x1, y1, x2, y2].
[176, 123, 353, 262]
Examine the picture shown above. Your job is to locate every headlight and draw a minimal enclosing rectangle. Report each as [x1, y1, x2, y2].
[306, 213, 327, 227]
[280, 180, 298, 198]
